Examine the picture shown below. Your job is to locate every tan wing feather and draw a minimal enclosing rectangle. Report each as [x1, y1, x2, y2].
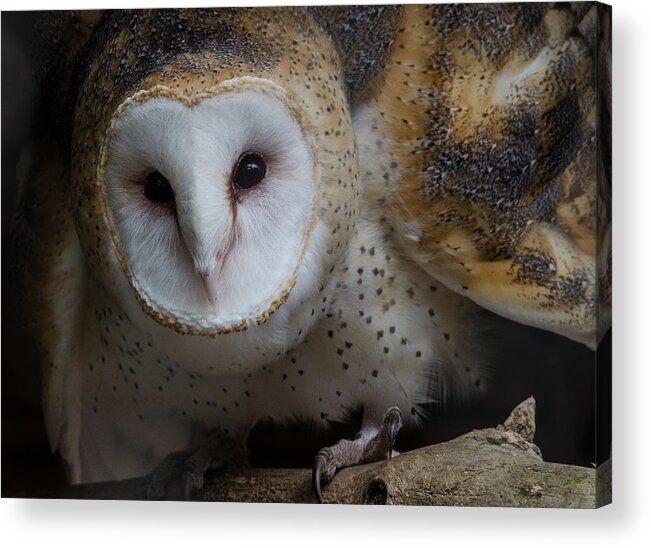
[354, 3, 610, 348]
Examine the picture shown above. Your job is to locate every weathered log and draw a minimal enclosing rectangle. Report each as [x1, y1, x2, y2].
[52, 397, 610, 507]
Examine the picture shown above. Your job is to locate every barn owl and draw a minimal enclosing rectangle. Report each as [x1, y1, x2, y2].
[15, 3, 610, 501]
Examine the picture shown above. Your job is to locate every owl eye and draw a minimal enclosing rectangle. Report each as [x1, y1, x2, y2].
[233, 153, 267, 190]
[144, 171, 174, 203]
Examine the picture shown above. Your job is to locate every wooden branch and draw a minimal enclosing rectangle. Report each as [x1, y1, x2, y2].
[53, 398, 609, 507]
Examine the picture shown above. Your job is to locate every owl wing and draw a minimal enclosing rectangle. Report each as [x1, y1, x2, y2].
[9, 12, 106, 477]
[11, 135, 89, 479]
[329, 3, 611, 348]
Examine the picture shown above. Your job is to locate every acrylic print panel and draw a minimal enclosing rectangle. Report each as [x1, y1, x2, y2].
[1, 3, 611, 507]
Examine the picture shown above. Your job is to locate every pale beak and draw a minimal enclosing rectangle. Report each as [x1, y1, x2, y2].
[201, 271, 219, 307]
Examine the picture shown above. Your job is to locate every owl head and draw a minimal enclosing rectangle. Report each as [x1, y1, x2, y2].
[70, 9, 359, 341]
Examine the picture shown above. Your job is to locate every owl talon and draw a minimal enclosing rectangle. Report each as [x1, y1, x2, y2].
[145, 449, 193, 500]
[144, 430, 238, 500]
[312, 453, 325, 504]
[146, 451, 226, 500]
[312, 448, 337, 503]
[384, 407, 403, 458]
[182, 470, 196, 501]
[311, 407, 402, 503]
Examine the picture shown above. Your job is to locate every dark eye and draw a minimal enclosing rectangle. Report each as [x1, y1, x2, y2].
[144, 171, 174, 203]
[233, 153, 267, 190]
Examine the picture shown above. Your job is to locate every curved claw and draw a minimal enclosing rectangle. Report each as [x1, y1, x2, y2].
[182, 471, 194, 501]
[384, 407, 403, 459]
[312, 453, 326, 504]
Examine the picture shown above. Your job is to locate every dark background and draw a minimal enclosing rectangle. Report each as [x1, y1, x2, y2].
[1, 11, 611, 498]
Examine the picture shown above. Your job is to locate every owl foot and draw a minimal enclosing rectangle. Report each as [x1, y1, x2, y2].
[145, 431, 246, 501]
[145, 448, 225, 501]
[312, 407, 403, 503]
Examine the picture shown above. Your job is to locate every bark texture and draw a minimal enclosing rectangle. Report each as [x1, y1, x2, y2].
[52, 397, 610, 507]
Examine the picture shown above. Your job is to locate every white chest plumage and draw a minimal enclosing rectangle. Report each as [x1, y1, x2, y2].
[66, 219, 483, 482]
